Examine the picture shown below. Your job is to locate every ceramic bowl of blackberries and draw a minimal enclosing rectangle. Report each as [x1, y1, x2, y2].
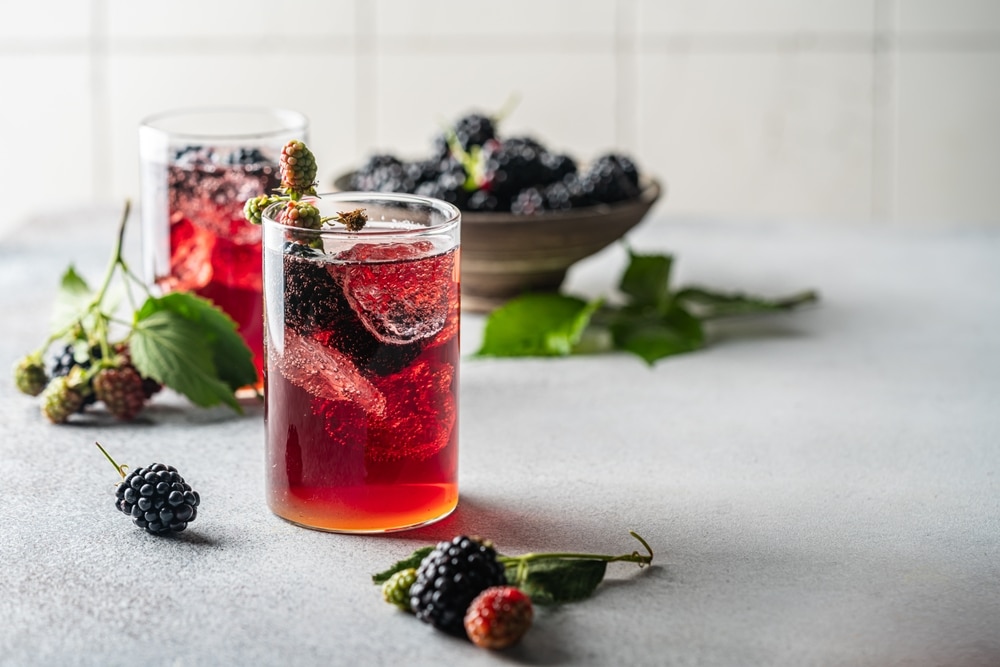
[334, 113, 663, 312]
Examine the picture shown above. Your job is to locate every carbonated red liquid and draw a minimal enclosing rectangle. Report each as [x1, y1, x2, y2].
[159, 149, 279, 385]
[265, 241, 460, 532]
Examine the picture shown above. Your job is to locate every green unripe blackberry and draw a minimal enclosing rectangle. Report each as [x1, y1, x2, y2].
[244, 194, 278, 226]
[382, 568, 418, 611]
[280, 140, 318, 198]
[41, 375, 84, 423]
[14, 354, 48, 396]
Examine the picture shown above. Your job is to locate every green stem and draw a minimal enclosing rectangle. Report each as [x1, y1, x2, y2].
[95, 441, 128, 479]
[498, 531, 654, 567]
[91, 200, 131, 307]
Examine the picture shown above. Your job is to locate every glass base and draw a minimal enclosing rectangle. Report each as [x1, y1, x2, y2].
[267, 485, 458, 534]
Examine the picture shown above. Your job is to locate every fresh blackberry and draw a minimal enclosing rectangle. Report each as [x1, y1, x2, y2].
[173, 145, 214, 165]
[478, 140, 550, 201]
[351, 155, 417, 193]
[541, 152, 577, 182]
[415, 178, 468, 209]
[510, 187, 546, 215]
[433, 113, 497, 158]
[410, 535, 508, 636]
[592, 153, 640, 189]
[582, 153, 642, 204]
[282, 253, 422, 375]
[503, 136, 547, 153]
[113, 462, 200, 535]
[49, 343, 98, 409]
[227, 147, 268, 165]
[542, 180, 578, 211]
[466, 189, 507, 213]
[404, 158, 444, 188]
[415, 159, 470, 208]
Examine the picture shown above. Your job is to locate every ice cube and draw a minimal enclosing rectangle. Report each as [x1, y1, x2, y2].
[276, 329, 386, 416]
[283, 251, 426, 375]
[365, 357, 456, 462]
[339, 244, 456, 345]
[161, 217, 214, 292]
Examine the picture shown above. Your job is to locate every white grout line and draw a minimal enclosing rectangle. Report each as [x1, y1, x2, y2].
[89, 0, 111, 203]
[354, 0, 377, 156]
[615, 0, 639, 152]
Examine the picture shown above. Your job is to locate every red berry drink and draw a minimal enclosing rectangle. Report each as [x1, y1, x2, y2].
[139, 108, 309, 388]
[262, 194, 461, 532]
[160, 148, 279, 383]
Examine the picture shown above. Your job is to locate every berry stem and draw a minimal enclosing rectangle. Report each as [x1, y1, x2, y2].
[95, 441, 128, 479]
[498, 530, 654, 568]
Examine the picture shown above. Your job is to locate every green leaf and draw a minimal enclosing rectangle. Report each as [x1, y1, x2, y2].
[130, 309, 241, 412]
[51, 265, 94, 331]
[609, 304, 705, 365]
[476, 294, 602, 357]
[371, 546, 434, 585]
[505, 559, 608, 606]
[137, 293, 257, 392]
[676, 287, 819, 319]
[619, 251, 673, 309]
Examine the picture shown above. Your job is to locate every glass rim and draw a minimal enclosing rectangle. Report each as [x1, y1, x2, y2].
[139, 106, 309, 141]
[262, 192, 462, 237]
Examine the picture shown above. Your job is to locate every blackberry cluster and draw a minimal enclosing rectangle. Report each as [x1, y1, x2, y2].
[46, 342, 159, 420]
[409, 535, 508, 636]
[114, 463, 199, 535]
[350, 111, 644, 214]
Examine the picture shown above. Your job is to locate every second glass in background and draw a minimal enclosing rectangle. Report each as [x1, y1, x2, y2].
[139, 107, 309, 385]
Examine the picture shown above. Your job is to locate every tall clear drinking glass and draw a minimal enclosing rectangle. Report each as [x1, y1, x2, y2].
[139, 107, 308, 386]
[262, 193, 461, 532]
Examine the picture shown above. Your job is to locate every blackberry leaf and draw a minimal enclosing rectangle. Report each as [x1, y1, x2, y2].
[137, 292, 257, 393]
[51, 265, 94, 331]
[476, 294, 602, 357]
[130, 308, 241, 411]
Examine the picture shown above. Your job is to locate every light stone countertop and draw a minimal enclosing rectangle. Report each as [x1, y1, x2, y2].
[1, 207, 998, 667]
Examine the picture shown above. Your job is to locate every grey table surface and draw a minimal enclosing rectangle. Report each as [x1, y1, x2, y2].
[1, 206, 998, 667]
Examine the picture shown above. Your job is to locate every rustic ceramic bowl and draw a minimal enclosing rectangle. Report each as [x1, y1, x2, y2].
[332, 174, 663, 312]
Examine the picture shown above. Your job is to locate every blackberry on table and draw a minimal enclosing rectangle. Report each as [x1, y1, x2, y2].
[409, 535, 508, 636]
[114, 462, 200, 535]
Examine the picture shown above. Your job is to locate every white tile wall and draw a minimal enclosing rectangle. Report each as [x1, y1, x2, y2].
[0, 0, 998, 239]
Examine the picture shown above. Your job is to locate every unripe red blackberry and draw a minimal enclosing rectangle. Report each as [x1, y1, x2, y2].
[13, 354, 48, 396]
[464, 586, 534, 649]
[279, 140, 318, 197]
[93, 365, 147, 420]
[280, 200, 322, 230]
[41, 375, 84, 423]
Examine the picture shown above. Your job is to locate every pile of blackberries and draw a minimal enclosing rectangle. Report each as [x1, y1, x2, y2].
[349, 112, 644, 214]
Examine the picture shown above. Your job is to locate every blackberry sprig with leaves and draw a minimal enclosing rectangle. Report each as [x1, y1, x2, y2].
[12, 201, 257, 423]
